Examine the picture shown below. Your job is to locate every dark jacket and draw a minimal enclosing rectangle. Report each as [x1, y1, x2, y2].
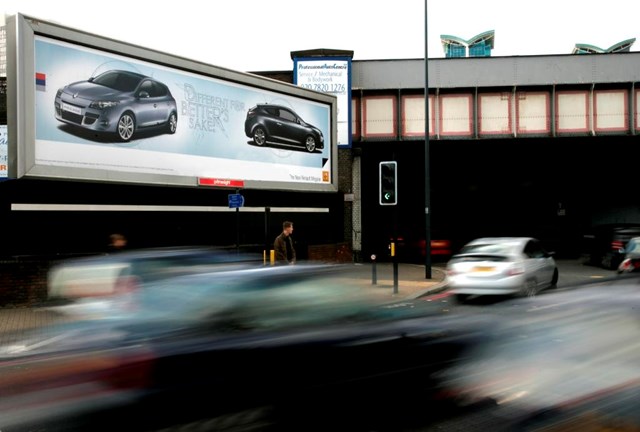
[274, 232, 296, 264]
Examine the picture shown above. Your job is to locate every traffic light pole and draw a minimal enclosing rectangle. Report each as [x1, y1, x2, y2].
[379, 160, 399, 293]
[393, 202, 399, 294]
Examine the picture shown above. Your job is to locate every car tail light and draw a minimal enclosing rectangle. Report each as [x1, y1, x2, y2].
[505, 264, 524, 276]
[611, 240, 625, 251]
[620, 259, 632, 271]
[431, 240, 452, 255]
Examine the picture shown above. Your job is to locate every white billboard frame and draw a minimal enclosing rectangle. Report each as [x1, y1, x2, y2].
[6, 13, 338, 192]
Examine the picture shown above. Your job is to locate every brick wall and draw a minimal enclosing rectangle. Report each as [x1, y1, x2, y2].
[0, 257, 55, 307]
[307, 243, 353, 263]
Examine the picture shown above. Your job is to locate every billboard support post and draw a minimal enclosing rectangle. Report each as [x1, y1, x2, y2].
[235, 188, 240, 254]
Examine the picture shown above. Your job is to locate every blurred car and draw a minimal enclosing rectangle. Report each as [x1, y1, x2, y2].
[0, 263, 487, 432]
[445, 237, 558, 300]
[46, 246, 263, 319]
[244, 103, 324, 153]
[389, 229, 454, 264]
[617, 236, 640, 274]
[54, 69, 178, 142]
[433, 275, 640, 431]
[580, 223, 640, 270]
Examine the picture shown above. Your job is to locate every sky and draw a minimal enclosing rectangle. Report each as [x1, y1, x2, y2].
[3, 0, 640, 72]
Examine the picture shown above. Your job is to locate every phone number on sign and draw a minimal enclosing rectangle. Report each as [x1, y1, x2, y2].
[299, 83, 346, 93]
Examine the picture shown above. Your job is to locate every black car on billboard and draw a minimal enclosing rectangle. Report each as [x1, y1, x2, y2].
[244, 103, 324, 153]
[54, 70, 178, 142]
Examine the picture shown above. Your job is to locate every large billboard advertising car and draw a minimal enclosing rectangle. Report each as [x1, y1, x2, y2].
[6, 14, 337, 192]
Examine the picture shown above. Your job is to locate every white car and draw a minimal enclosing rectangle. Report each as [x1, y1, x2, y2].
[446, 237, 558, 301]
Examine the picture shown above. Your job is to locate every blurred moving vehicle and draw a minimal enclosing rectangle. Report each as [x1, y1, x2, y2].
[244, 103, 324, 153]
[47, 246, 263, 318]
[434, 274, 640, 431]
[580, 223, 640, 270]
[617, 236, 640, 274]
[0, 263, 485, 432]
[446, 237, 558, 301]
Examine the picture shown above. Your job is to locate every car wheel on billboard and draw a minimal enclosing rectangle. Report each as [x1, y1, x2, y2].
[252, 127, 267, 146]
[167, 112, 178, 134]
[117, 112, 136, 142]
[305, 136, 316, 153]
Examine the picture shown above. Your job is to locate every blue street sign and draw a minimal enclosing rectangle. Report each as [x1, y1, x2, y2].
[228, 193, 244, 208]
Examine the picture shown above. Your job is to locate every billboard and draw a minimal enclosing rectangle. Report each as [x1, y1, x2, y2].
[6, 14, 337, 192]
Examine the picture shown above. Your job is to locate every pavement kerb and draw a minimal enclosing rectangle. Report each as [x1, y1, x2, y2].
[407, 267, 449, 299]
[352, 264, 449, 301]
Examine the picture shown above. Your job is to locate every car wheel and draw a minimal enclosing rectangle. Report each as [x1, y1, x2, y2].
[117, 112, 135, 142]
[521, 279, 537, 297]
[304, 135, 316, 152]
[252, 127, 267, 146]
[166, 112, 177, 134]
[453, 294, 470, 304]
[549, 268, 559, 288]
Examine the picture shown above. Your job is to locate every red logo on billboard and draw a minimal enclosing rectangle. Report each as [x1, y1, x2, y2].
[198, 178, 245, 188]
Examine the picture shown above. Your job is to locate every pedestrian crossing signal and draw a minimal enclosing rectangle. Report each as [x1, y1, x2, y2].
[379, 161, 397, 205]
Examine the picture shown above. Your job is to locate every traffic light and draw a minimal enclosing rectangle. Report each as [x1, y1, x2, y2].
[379, 161, 397, 205]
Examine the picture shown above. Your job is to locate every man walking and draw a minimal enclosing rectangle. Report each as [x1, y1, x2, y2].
[274, 221, 296, 265]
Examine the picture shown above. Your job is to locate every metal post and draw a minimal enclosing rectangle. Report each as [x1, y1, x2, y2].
[393, 205, 399, 294]
[264, 207, 271, 266]
[371, 254, 377, 285]
[235, 188, 240, 254]
[424, 0, 432, 279]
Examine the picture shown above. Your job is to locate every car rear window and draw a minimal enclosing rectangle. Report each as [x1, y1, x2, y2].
[460, 242, 519, 255]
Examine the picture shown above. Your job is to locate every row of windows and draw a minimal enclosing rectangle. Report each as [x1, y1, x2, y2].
[350, 88, 640, 140]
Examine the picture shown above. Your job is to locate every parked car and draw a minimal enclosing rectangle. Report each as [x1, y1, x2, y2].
[391, 231, 454, 263]
[244, 103, 324, 153]
[617, 236, 640, 274]
[580, 223, 640, 270]
[445, 237, 558, 301]
[54, 69, 178, 142]
[1, 263, 487, 432]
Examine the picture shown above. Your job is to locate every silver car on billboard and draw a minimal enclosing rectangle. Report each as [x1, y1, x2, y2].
[54, 70, 178, 142]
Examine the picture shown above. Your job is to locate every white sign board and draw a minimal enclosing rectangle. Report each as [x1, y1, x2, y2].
[294, 58, 351, 147]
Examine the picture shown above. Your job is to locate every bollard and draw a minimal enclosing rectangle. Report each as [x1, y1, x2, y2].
[371, 254, 377, 285]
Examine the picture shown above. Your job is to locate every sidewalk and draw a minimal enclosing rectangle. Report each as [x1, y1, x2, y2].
[348, 262, 448, 301]
[0, 262, 448, 337]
